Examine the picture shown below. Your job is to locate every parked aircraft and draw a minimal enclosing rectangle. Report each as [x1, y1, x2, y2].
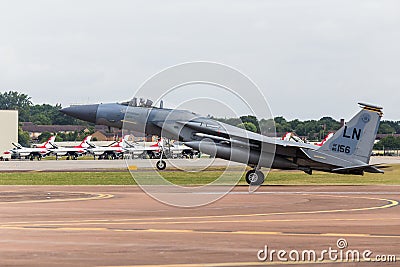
[282, 132, 334, 147]
[61, 101, 384, 185]
[122, 138, 162, 159]
[49, 136, 92, 160]
[281, 132, 304, 143]
[5, 136, 55, 160]
[122, 137, 196, 159]
[85, 138, 125, 160]
[164, 141, 198, 158]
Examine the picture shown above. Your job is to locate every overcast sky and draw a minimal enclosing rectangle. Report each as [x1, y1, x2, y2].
[0, 0, 399, 120]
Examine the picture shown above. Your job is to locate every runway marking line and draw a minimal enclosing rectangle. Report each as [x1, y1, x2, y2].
[0, 194, 397, 238]
[3, 217, 400, 228]
[1, 193, 397, 225]
[0, 192, 114, 205]
[1, 225, 399, 239]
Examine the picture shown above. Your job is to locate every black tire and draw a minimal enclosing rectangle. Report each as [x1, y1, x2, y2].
[156, 160, 167, 170]
[245, 170, 265, 185]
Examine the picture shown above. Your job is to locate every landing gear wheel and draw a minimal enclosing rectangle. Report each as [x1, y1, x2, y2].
[245, 170, 265, 185]
[156, 160, 166, 170]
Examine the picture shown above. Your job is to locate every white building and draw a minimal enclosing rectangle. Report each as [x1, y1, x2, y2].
[0, 110, 18, 160]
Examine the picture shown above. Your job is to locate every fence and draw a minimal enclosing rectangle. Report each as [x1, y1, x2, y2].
[373, 148, 400, 157]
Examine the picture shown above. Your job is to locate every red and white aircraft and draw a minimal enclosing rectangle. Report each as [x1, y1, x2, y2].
[122, 137, 163, 159]
[49, 135, 92, 160]
[85, 137, 126, 160]
[5, 136, 55, 160]
[282, 132, 334, 147]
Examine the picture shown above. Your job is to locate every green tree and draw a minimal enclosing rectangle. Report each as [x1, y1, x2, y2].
[374, 136, 400, 150]
[239, 115, 260, 133]
[0, 91, 32, 121]
[18, 127, 30, 147]
[236, 122, 257, 132]
[378, 122, 396, 134]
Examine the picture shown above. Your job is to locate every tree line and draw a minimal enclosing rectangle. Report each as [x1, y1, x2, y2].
[0, 91, 93, 146]
[0, 91, 89, 125]
[216, 115, 399, 138]
[215, 115, 400, 150]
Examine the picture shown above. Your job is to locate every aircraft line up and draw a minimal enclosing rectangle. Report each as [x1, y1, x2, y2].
[4, 136, 196, 161]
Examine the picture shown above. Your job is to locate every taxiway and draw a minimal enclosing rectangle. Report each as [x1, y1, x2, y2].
[0, 185, 398, 266]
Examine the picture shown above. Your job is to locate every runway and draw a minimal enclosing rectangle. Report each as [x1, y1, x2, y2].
[0, 185, 398, 266]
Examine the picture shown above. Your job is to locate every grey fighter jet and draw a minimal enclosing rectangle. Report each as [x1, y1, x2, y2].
[61, 101, 384, 185]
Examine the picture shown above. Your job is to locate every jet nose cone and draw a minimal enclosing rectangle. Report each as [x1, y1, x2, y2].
[60, 104, 99, 123]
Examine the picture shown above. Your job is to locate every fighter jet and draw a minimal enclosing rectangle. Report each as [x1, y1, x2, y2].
[165, 141, 198, 159]
[48, 135, 92, 160]
[85, 138, 125, 160]
[61, 101, 384, 185]
[281, 132, 334, 146]
[123, 137, 195, 159]
[6, 136, 55, 160]
[122, 137, 164, 159]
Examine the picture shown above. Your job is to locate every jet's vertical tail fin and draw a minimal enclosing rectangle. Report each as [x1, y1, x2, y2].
[76, 135, 92, 148]
[37, 136, 56, 149]
[318, 103, 383, 164]
[316, 132, 334, 146]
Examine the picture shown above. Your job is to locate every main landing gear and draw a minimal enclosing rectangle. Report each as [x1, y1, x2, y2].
[245, 168, 265, 185]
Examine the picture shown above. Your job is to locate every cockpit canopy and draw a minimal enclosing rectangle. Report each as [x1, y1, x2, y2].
[119, 97, 157, 108]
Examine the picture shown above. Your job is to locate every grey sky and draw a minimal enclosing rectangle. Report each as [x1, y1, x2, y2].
[0, 0, 399, 120]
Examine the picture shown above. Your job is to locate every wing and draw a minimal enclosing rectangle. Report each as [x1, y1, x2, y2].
[173, 120, 318, 157]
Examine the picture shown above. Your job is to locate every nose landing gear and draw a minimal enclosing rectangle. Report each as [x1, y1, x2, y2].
[155, 140, 167, 171]
[156, 159, 167, 170]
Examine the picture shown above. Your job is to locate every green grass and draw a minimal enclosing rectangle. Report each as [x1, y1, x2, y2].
[0, 164, 399, 185]
[0, 172, 134, 185]
[42, 156, 96, 160]
[265, 165, 400, 185]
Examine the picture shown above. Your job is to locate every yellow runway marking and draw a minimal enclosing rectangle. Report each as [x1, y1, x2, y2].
[4, 217, 399, 228]
[2, 194, 397, 226]
[128, 165, 137, 171]
[0, 192, 113, 204]
[1, 225, 399, 239]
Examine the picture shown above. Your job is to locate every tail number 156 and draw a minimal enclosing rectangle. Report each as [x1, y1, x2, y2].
[332, 144, 351, 154]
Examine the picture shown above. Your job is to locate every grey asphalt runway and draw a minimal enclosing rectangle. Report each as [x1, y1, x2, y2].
[0, 185, 398, 266]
